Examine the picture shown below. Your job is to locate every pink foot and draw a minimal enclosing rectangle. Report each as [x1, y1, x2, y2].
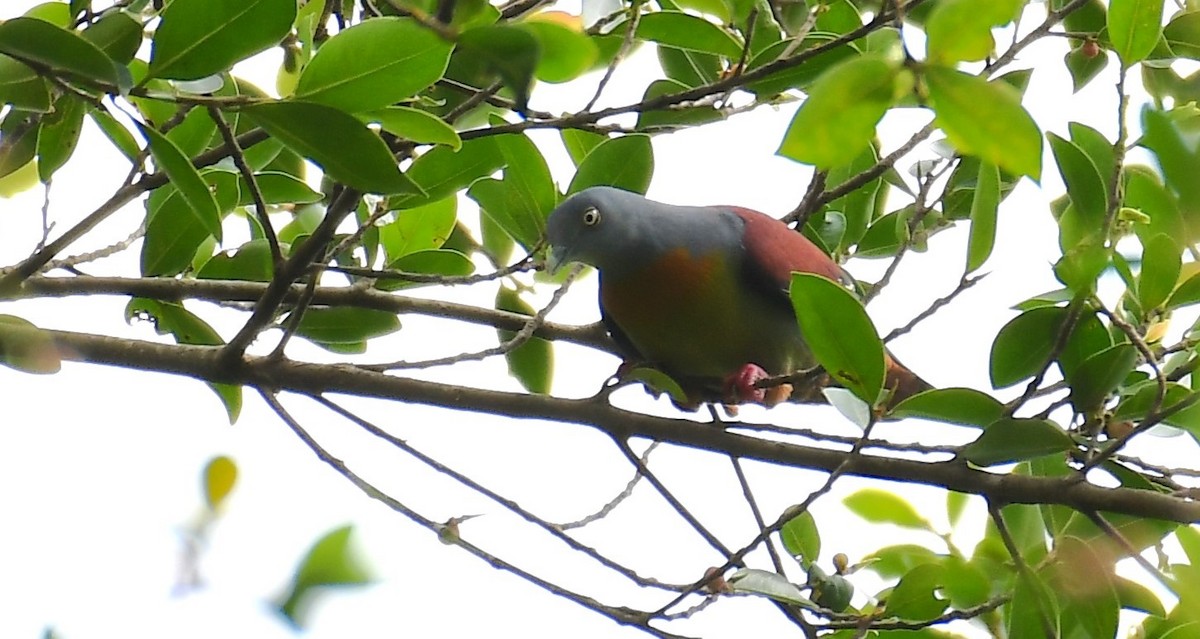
[724, 363, 769, 404]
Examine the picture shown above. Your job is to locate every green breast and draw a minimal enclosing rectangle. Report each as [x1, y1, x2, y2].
[600, 248, 810, 381]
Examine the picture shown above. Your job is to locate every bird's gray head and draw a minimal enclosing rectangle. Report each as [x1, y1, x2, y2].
[544, 186, 659, 274]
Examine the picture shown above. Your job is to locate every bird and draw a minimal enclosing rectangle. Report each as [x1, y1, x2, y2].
[544, 185, 930, 410]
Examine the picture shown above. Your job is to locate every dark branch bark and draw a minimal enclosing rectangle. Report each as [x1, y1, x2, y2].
[38, 329, 1200, 525]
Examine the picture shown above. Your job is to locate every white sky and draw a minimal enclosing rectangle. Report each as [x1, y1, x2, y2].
[0, 2, 1194, 638]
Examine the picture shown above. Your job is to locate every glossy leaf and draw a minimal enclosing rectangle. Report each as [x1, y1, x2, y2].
[294, 18, 452, 112]
[790, 273, 885, 404]
[457, 25, 540, 112]
[728, 569, 815, 607]
[149, 0, 296, 80]
[137, 123, 222, 240]
[1048, 132, 1107, 237]
[778, 55, 906, 170]
[380, 196, 457, 259]
[496, 286, 553, 394]
[364, 106, 462, 150]
[989, 305, 1066, 389]
[962, 418, 1073, 466]
[1108, 0, 1163, 65]
[635, 11, 742, 58]
[843, 488, 928, 529]
[889, 387, 1005, 428]
[0, 17, 118, 86]
[242, 101, 419, 195]
[780, 511, 820, 564]
[926, 66, 1042, 180]
[966, 160, 1000, 272]
[399, 138, 505, 207]
[560, 128, 607, 167]
[1139, 233, 1182, 310]
[567, 134, 654, 195]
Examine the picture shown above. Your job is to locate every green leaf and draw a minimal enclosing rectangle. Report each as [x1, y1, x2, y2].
[496, 286, 553, 394]
[165, 105, 218, 159]
[780, 511, 820, 564]
[886, 563, 948, 621]
[966, 160, 1000, 272]
[294, 18, 452, 112]
[1057, 310, 1110, 378]
[277, 525, 373, 628]
[524, 19, 598, 83]
[363, 106, 462, 150]
[926, 66, 1042, 180]
[844, 489, 928, 529]
[940, 556, 991, 609]
[238, 172, 323, 206]
[658, 45, 720, 88]
[925, 0, 1023, 64]
[197, 239, 275, 282]
[1108, 0, 1163, 66]
[778, 54, 906, 170]
[1115, 576, 1166, 616]
[293, 307, 401, 350]
[376, 249, 475, 291]
[148, 0, 296, 81]
[242, 101, 420, 195]
[635, 78, 723, 131]
[567, 134, 654, 195]
[1066, 343, 1137, 411]
[1113, 381, 1200, 435]
[398, 137, 504, 207]
[560, 128, 607, 167]
[790, 273, 884, 404]
[457, 25, 540, 112]
[989, 305, 1066, 389]
[0, 110, 39, 181]
[808, 564, 854, 612]
[203, 455, 238, 511]
[0, 17, 118, 86]
[962, 418, 1073, 466]
[745, 33, 857, 97]
[889, 387, 1004, 428]
[1164, 11, 1200, 59]
[1168, 271, 1200, 308]
[1139, 233, 1182, 310]
[0, 314, 61, 374]
[728, 569, 815, 608]
[863, 544, 939, 579]
[635, 11, 743, 58]
[141, 170, 238, 276]
[1048, 132, 1107, 240]
[380, 196, 457, 259]
[622, 367, 690, 406]
[1065, 43, 1108, 93]
[0, 56, 50, 113]
[36, 93, 85, 182]
[137, 122, 222, 240]
[82, 10, 143, 64]
[88, 107, 140, 161]
[946, 491, 969, 527]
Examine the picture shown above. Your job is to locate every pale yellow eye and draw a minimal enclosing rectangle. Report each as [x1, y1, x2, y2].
[582, 207, 601, 226]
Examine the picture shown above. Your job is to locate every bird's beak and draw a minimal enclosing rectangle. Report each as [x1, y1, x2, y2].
[545, 245, 569, 275]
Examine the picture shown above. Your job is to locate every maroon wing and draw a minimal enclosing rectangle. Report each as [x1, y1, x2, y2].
[729, 206, 851, 296]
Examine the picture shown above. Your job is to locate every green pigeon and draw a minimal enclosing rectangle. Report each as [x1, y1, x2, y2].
[545, 186, 930, 408]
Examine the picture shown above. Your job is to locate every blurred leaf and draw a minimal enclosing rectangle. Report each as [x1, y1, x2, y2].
[277, 525, 374, 628]
[197, 239, 275, 282]
[1115, 576, 1166, 616]
[149, 0, 296, 80]
[962, 418, 1072, 466]
[844, 489, 928, 529]
[925, 0, 1023, 64]
[745, 33, 857, 96]
[1168, 271, 1200, 308]
[243, 101, 420, 195]
[1065, 43, 1108, 92]
[889, 387, 1004, 428]
[778, 54, 906, 170]
[1108, 0, 1163, 66]
[0, 17, 119, 86]
[926, 67, 1041, 180]
[458, 25, 539, 112]
[567, 133, 654, 195]
[0, 111, 39, 180]
[203, 455, 238, 511]
[780, 510, 820, 565]
[940, 556, 991, 609]
[0, 56, 50, 113]
[1139, 233, 1182, 310]
[560, 128, 607, 167]
[524, 18, 598, 83]
[790, 273, 884, 404]
[496, 286, 553, 394]
[658, 45, 720, 88]
[376, 248, 475, 291]
[966, 160, 1000, 272]
[946, 491, 969, 527]
[623, 367, 690, 405]
[1164, 11, 1200, 59]
[886, 563, 948, 621]
[294, 18, 451, 112]
[81, 10, 142, 64]
[0, 314, 61, 374]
